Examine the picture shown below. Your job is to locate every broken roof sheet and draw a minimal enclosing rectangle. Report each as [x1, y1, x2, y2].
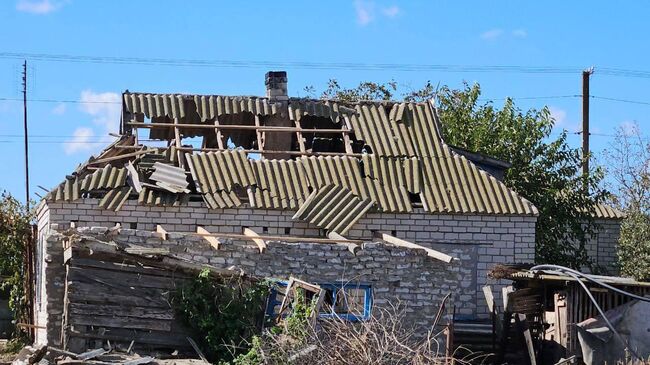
[293, 185, 374, 235]
[45, 90, 539, 219]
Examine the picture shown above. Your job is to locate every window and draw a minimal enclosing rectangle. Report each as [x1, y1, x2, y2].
[266, 281, 372, 322]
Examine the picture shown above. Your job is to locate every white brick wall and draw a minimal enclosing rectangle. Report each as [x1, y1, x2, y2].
[36, 198, 538, 331]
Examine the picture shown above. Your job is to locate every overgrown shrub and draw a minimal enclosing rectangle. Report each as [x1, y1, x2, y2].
[172, 269, 271, 362]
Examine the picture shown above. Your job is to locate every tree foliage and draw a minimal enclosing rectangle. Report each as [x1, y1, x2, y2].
[309, 79, 608, 268]
[604, 123, 650, 279]
[0, 191, 32, 341]
[172, 270, 271, 362]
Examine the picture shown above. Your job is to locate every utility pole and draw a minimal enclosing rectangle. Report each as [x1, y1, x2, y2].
[582, 67, 594, 179]
[22, 61, 30, 210]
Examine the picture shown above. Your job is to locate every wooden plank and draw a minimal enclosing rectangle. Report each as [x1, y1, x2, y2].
[374, 232, 455, 263]
[214, 117, 224, 149]
[173, 118, 184, 168]
[130, 122, 353, 133]
[243, 228, 267, 253]
[482, 285, 495, 314]
[68, 266, 179, 290]
[327, 232, 359, 255]
[124, 246, 170, 255]
[197, 226, 221, 250]
[342, 116, 354, 154]
[156, 225, 168, 240]
[69, 313, 172, 332]
[87, 150, 149, 165]
[254, 115, 265, 158]
[516, 313, 537, 365]
[293, 119, 306, 153]
[67, 328, 191, 348]
[68, 303, 174, 320]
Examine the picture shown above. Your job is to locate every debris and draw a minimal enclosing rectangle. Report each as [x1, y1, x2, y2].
[374, 232, 456, 263]
[12, 345, 47, 365]
[76, 348, 109, 361]
[150, 162, 189, 193]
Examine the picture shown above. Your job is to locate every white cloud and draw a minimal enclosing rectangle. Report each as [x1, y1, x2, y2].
[512, 29, 527, 38]
[79, 90, 121, 132]
[16, 0, 65, 14]
[354, 0, 374, 25]
[51, 103, 66, 115]
[480, 29, 504, 41]
[63, 90, 120, 155]
[354, 1, 399, 25]
[381, 5, 400, 17]
[549, 106, 567, 127]
[63, 127, 94, 155]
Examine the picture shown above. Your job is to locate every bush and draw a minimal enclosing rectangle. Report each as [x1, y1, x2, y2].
[173, 269, 271, 362]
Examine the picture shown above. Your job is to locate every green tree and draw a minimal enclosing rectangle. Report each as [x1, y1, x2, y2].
[0, 191, 32, 342]
[604, 123, 650, 279]
[312, 80, 607, 268]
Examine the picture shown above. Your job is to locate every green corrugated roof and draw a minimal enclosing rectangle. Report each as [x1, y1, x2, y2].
[46, 91, 539, 218]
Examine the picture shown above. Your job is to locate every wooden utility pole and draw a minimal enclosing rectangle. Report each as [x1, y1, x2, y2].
[582, 67, 594, 179]
[22, 61, 30, 210]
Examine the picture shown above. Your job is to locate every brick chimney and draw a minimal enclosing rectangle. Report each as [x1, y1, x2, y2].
[265, 71, 288, 101]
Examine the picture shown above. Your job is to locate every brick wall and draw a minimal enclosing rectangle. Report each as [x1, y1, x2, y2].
[585, 218, 622, 275]
[35, 199, 538, 343]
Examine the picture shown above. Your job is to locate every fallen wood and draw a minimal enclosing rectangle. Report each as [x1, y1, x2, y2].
[123, 356, 155, 365]
[374, 233, 456, 263]
[76, 348, 109, 361]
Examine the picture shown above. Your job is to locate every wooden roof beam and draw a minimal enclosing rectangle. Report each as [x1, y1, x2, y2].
[243, 228, 267, 253]
[374, 232, 456, 263]
[196, 226, 221, 250]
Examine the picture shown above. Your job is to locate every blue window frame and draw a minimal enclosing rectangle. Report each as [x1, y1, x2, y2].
[266, 281, 373, 322]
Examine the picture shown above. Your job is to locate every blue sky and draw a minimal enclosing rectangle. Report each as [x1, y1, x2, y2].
[1, 0, 650, 202]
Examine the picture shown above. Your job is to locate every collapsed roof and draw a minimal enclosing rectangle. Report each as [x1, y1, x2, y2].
[46, 72, 539, 235]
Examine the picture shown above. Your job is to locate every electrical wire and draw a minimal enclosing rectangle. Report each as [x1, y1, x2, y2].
[0, 52, 585, 73]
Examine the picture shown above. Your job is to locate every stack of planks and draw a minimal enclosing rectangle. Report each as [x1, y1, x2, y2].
[60, 237, 244, 356]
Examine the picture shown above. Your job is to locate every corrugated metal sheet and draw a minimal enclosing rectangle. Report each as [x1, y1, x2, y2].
[138, 187, 188, 206]
[593, 204, 626, 219]
[149, 162, 189, 193]
[419, 150, 537, 215]
[250, 159, 310, 209]
[186, 150, 256, 193]
[98, 187, 133, 211]
[123, 93, 282, 122]
[288, 99, 355, 123]
[293, 185, 374, 235]
[362, 155, 421, 194]
[203, 191, 242, 209]
[299, 155, 412, 213]
[79, 165, 127, 192]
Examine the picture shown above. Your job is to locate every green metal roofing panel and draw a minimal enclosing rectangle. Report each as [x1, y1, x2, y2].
[98, 187, 133, 211]
[186, 150, 256, 194]
[123, 92, 282, 122]
[293, 185, 374, 235]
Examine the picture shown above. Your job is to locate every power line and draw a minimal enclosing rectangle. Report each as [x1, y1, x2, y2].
[591, 95, 650, 106]
[0, 51, 584, 73]
[0, 97, 120, 104]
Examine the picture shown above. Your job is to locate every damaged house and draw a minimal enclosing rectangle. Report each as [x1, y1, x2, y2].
[31, 72, 622, 354]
